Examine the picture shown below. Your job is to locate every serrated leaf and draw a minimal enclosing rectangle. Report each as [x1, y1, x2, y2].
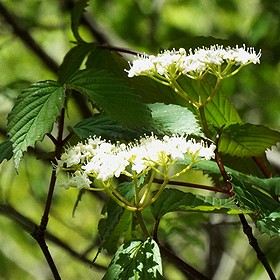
[7, 81, 64, 169]
[98, 181, 135, 254]
[190, 159, 280, 196]
[73, 114, 145, 141]
[58, 43, 94, 84]
[67, 69, 152, 128]
[151, 189, 245, 219]
[103, 238, 164, 280]
[0, 140, 13, 163]
[148, 103, 203, 136]
[218, 123, 280, 157]
[71, 0, 89, 43]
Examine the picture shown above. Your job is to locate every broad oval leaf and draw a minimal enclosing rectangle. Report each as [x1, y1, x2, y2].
[103, 238, 164, 280]
[218, 123, 280, 157]
[149, 103, 203, 136]
[204, 89, 242, 127]
[151, 189, 245, 219]
[73, 114, 145, 141]
[67, 69, 153, 128]
[7, 81, 64, 169]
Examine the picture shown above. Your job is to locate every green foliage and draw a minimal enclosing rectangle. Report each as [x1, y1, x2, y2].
[98, 182, 135, 255]
[7, 81, 64, 169]
[1, 1, 280, 280]
[71, 0, 89, 43]
[0, 140, 13, 163]
[103, 238, 164, 280]
[233, 181, 280, 236]
[204, 89, 242, 127]
[148, 103, 203, 136]
[73, 114, 144, 141]
[151, 189, 247, 219]
[218, 123, 280, 157]
[67, 69, 152, 128]
[58, 43, 94, 84]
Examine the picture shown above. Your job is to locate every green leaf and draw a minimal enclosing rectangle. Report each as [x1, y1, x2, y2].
[204, 90, 242, 127]
[257, 211, 280, 236]
[148, 103, 203, 136]
[0, 140, 13, 163]
[99, 208, 132, 254]
[188, 159, 280, 235]
[256, 177, 280, 196]
[86, 46, 130, 78]
[71, 0, 89, 43]
[233, 180, 280, 236]
[86, 47, 178, 105]
[98, 182, 135, 254]
[73, 114, 145, 141]
[7, 81, 64, 169]
[67, 69, 152, 128]
[190, 159, 280, 196]
[151, 189, 246, 219]
[58, 43, 94, 84]
[218, 123, 280, 157]
[103, 238, 164, 280]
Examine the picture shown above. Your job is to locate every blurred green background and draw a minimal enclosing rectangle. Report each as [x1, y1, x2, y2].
[0, 0, 280, 279]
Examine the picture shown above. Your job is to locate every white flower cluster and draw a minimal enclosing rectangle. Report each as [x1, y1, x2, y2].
[127, 45, 261, 80]
[56, 135, 216, 189]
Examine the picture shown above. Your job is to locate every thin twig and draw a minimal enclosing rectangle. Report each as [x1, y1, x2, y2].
[31, 108, 66, 279]
[215, 132, 276, 280]
[252, 156, 272, 178]
[239, 214, 276, 280]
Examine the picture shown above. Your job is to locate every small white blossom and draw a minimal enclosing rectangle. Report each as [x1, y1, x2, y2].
[223, 45, 261, 65]
[57, 135, 216, 189]
[127, 55, 156, 77]
[58, 170, 91, 190]
[126, 45, 261, 80]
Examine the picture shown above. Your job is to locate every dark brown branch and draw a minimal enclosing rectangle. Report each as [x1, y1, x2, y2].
[252, 156, 272, 178]
[0, 204, 106, 271]
[159, 244, 210, 280]
[31, 108, 66, 279]
[0, 2, 59, 74]
[239, 214, 276, 280]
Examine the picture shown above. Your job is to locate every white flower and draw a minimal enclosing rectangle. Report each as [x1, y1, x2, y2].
[127, 55, 156, 77]
[58, 170, 91, 189]
[223, 45, 261, 65]
[126, 45, 261, 80]
[57, 135, 216, 189]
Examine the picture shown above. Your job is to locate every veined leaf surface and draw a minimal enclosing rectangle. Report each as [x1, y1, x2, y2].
[67, 69, 152, 128]
[7, 81, 64, 169]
